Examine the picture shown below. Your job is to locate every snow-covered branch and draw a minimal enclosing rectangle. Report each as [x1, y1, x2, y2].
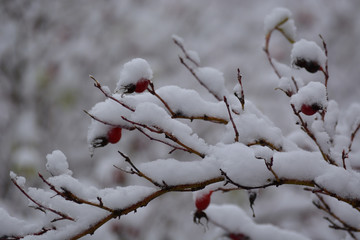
[3, 6, 360, 240]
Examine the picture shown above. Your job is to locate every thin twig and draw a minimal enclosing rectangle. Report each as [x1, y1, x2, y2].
[83, 110, 135, 130]
[290, 104, 336, 165]
[319, 35, 329, 91]
[11, 177, 75, 221]
[223, 96, 239, 142]
[117, 151, 163, 188]
[235, 68, 245, 110]
[173, 37, 200, 67]
[39, 173, 114, 212]
[89, 75, 135, 112]
[147, 82, 175, 115]
[122, 116, 205, 158]
[179, 56, 222, 101]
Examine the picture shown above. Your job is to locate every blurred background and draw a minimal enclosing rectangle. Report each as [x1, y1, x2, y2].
[1, 0, 359, 239]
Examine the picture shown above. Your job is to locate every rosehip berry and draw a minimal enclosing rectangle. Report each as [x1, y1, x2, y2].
[301, 104, 322, 116]
[134, 78, 150, 93]
[228, 233, 249, 240]
[107, 127, 122, 144]
[195, 191, 213, 211]
[293, 58, 321, 73]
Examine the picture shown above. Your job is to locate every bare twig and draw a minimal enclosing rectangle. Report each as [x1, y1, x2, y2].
[179, 56, 222, 101]
[223, 96, 239, 142]
[173, 37, 200, 67]
[117, 151, 163, 188]
[89, 75, 135, 112]
[147, 81, 228, 124]
[313, 194, 360, 239]
[290, 104, 337, 165]
[247, 139, 282, 152]
[83, 110, 135, 130]
[122, 116, 205, 158]
[39, 173, 114, 212]
[319, 35, 329, 90]
[235, 68, 245, 110]
[11, 177, 75, 222]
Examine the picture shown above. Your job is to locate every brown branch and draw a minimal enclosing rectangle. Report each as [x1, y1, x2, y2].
[134, 126, 189, 154]
[172, 113, 228, 124]
[39, 173, 114, 213]
[83, 110, 135, 131]
[147, 81, 228, 124]
[69, 176, 225, 240]
[147, 81, 175, 116]
[247, 139, 283, 152]
[290, 104, 337, 165]
[117, 151, 163, 188]
[122, 116, 205, 158]
[235, 68, 245, 110]
[264, 17, 295, 80]
[313, 194, 360, 239]
[11, 177, 75, 222]
[224, 96, 239, 142]
[319, 35, 329, 91]
[173, 36, 200, 67]
[89, 75, 135, 112]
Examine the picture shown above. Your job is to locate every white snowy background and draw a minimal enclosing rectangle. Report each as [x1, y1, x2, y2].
[1, 0, 360, 239]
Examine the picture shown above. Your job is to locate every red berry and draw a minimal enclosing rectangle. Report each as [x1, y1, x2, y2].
[135, 78, 150, 93]
[301, 104, 321, 116]
[195, 191, 213, 211]
[228, 233, 248, 240]
[107, 127, 122, 144]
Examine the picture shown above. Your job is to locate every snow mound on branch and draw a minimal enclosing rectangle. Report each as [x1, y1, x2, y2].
[195, 67, 229, 99]
[207, 204, 310, 240]
[291, 39, 327, 70]
[138, 157, 219, 186]
[0, 208, 38, 236]
[290, 81, 327, 111]
[156, 85, 228, 119]
[131, 102, 210, 154]
[116, 58, 153, 91]
[264, 7, 296, 41]
[46, 150, 72, 176]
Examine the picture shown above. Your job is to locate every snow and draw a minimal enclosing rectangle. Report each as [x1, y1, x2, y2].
[46, 150, 72, 176]
[217, 143, 274, 187]
[156, 85, 228, 118]
[187, 50, 201, 65]
[324, 100, 339, 139]
[195, 67, 229, 99]
[273, 151, 327, 181]
[115, 58, 153, 92]
[131, 102, 210, 154]
[222, 111, 284, 149]
[206, 204, 310, 240]
[139, 157, 219, 186]
[264, 7, 296, 41]
[290, 81, 327, 111]
[344, 103, 360, 132]
[315, 167, 360, 200]
[0, 208, 38, 236]
[171, 34, 184, 45]
[291, 39, 327, 70]
[9, 171, 26, 187]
